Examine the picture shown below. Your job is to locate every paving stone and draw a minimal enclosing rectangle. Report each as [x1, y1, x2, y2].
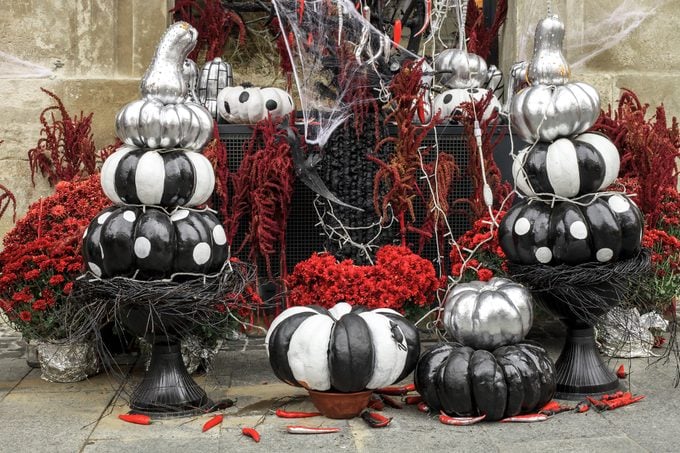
[500, 435, 647, 453]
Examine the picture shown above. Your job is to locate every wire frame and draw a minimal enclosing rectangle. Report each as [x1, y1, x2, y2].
[197, 57, 234, 120]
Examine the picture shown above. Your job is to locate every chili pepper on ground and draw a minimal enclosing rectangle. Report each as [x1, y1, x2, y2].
[539, 400, 573, 416]
[616, 365, 627, 379]
[275, 409, 322, 418]
[404, 395, 422, 405]
[574, 401, 590, 413]
[380, 394, 403, 409]
[602, 394, 645, 410]
[368, 394, 385, 411]
[375, 383, 415, 396]
[602, 391, 625, 401]
[118, 414, 151, 425]
[417, 402, 430, 413]
[361, 411, 392, 428]
[286, 425, 342, 434]
[439, 413, 486, 426]
[202, 414, 223, 432]
[242, 427, 261, 442]
[500, 413, 550, 423]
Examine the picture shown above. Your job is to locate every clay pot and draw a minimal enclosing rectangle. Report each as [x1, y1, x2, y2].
[307, 389, 372, 419]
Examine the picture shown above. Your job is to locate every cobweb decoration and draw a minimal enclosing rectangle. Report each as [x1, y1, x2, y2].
[271, 0, 424, 147]
[0, 51, 52, 79]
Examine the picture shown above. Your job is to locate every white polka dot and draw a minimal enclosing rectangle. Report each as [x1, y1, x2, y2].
[608, 195, 630, 213]
[212, 225, 227, 245]
[97, 212, 112, 225]
[535, 247, 553, 264]
[514, 218, 531, 236]
[134, 237, 151, 259]
[99, 243, 105, 260]
[596, 248, 614, 262]
[193, 243, 211, 265]
[82, 227, 88, 239]
[123, 210, 136, 222]
[171, 209, 190, 222]
[569, 221, 588, 240]
[88, 262, 102, 277]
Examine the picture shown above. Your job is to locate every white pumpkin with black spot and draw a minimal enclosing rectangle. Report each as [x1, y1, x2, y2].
[216, 85, 294, 124]
[499, 194, 643, 265]
[100, 146, 215, 207]
[432, 88, 500, 122]
[265, 302, 420, 392]
[83, 206, 227, 278]
[513, 133, 620, 198]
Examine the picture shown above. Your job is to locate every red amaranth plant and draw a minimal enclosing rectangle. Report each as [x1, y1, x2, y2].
[0, 141, 17, 223]
[450, 209, 507, 283]
[465, 0, 508, 60]
[28, 88, 99, 186]
[172, 0, 247, 61]
[593, 88, 680, 227]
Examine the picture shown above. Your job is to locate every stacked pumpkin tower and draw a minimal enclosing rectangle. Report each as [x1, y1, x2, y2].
[83, 22, 227, 280]
[499, 15, 644, 398]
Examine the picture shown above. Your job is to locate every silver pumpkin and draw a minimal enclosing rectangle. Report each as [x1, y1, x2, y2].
[511, 82, 600, 143]
[527, 15, 570, 86]
[198, 58, 234, 119]
[115, 99, 213, 150]
[443, 278, 533, 351]
[140, 22, 198, 104]
[434, 48, 488, 89]
[182, 59, 200, 103]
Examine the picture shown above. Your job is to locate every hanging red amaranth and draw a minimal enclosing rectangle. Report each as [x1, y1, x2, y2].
[27, 88, 98, 187]
[268, 17, 294, 89]
[337, 46, 381, 141]
[203, 125, 231, 226]
[465, 0, 508, 60]
[0, 141, 17, 223]
[172, 0, 246, 61]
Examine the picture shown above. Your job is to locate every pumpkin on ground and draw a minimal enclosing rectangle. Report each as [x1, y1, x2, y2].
[265, 302, 420, 393]
[513, 132, 620, 198]
[415, 342, 556, 421]
[217, 85, 294, 124]
[100, 146, 214, 207]
[499, 194, 643, 265]
[443, 278, 533, 350]
[83, 206, 227, 278]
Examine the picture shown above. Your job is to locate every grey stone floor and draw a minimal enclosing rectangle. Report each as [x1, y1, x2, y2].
[0, 319, 679, 453]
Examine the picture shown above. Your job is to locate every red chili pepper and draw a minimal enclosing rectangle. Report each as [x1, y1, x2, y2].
[586, 396, 608, 410]
[538, 400, 572, 416]
[616, 364, 627, 379]
[202, 414, 223, 432]
[306, 32, 313, 47]
[601, 391, 625, 401]
[404, 395, 422, 405]
[298, 0, 305, 22]
[439, 412, 486, 426]
[287, 425, 341, 434]
[417, 402, 430, 413]
[368, 394, 385, 411]
[603, 394, 645, 410]
[242, 427, 261, 442]
[500, 413, 550, 423]
[118, 414, 151, 425]
[574, 401, 590, 413]
[375, 383, 415, 396]
[392, 19, 402, 48]
[361, 411, 392, 428]
[275, 409, 322, 419]
[380, 395, 403, 409]
[413, 0, 431, 37]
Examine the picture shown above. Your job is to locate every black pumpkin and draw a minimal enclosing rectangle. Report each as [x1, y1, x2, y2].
[265, 303, 420, 392]
[499, 194, 643, 265]
[513, 132, 620, 198]
[100, 146, 215, 207]
[415, 342, 555, 421]
[83, 206, 227, 278]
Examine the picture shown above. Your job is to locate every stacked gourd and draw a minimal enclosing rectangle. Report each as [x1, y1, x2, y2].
[415, 278, 556, 421]
[82, 22, 227, 279]
[499, 15, 643, 265]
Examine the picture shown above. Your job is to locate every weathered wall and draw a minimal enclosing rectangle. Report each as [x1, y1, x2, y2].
[500, 0, 680, 116]
[0, 0, 171, 241]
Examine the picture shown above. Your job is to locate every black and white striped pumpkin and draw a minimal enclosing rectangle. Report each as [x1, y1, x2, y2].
[100, 146, 214, 207]
[499, 194, 643, 265]
[513, 133, 620, 198]
[83, 206, 227, 278]
[265, 302, 420, 393]
[415, 342, 555, 421]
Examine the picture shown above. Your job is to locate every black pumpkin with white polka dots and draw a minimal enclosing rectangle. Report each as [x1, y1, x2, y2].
[499, 194, 643, 265]
[82, 206, 228, 278]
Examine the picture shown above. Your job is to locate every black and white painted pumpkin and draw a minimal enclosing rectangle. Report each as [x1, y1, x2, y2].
[443, 278, 533, 350]
[216, 85, 294, 124]
[431, 88, 500, 122]
[415, 342, 556, 421]
[513, 132, 620, 198]
[115, 99, 213, 151]
[499, 194, 643, 265]
[265, 302, 420, 392]
[83, 206, 227, 278]
[100, 146, 214, 207]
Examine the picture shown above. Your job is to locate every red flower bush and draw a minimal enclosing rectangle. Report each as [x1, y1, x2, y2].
[0, 174, 109, 339]
[450, 210, 507, 282]
[286, 245, 442, 312]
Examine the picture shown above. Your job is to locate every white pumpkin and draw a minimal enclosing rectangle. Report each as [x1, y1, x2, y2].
[217, 86, 294, 124]
[432, 88, 501, 122]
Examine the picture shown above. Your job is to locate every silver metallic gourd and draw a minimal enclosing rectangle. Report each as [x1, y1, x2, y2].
[182, 59, 200, 103]
[434, 49, 489, 89]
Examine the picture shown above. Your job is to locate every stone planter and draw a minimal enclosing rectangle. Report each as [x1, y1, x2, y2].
[37, 340, 99, 383]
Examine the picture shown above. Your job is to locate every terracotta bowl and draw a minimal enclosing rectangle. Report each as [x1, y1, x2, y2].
[307, 389, 372, 419]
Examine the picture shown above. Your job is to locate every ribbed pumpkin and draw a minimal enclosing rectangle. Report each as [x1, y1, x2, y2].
[434, 49, 488, 89]
[513, 132, 620, 198]
[415, 342, 556, 421]
[217, 85, 294, 124]
[83, 206, 227, 279]
[443, 278, 533, 350]
[115, 99, 213, 151]
[100, 146, 214, 207]
[499, 194, 643, 265]
[431, 88, 500, 122]
[265, 302, 420, 392]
